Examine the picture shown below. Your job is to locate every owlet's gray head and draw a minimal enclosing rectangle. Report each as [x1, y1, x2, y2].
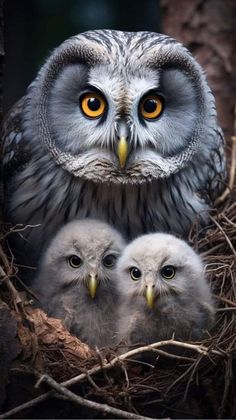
[117, 233, 214, 344]
[33, 219, 125, 348]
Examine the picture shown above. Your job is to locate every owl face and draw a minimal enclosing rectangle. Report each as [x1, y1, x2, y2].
[41, 219, 125, 299]
[117, 233, 205, 309]
[26, 30, 210, 183]
[49, 60, 197, 159]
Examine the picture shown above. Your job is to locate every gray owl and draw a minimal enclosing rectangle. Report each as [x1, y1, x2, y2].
[2, 30, 225, 273]
[116, 233, 214, 347]
[33, 218, 125, 348]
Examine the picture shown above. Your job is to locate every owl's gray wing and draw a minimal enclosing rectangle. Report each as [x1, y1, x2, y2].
[193, 125, 226, 205]
[205, 126, 226, 201]
[1, 97, 31, 180]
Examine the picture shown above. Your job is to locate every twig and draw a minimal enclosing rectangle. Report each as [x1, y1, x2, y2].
[35, 373, 156, 420]
[1, 223, 41, 239]
[183, 355, 203, 400]
[147, 347, 195, 361]
[201, 243, 224, 257]
[209, 215, 236, 257]
[216, 307, 236, 312]
[0, 339, 224, 418]
[0, 264, 23, 311]
[214, 294, 236, 308]
[215, 106, 236, 205]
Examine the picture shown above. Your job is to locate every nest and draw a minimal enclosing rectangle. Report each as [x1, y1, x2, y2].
[0, 148, 236, 419]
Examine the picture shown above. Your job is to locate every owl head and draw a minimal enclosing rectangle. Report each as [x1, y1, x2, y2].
[117, 233, 210, 309]
[24, 30, 215, 184]
[36, 218, 125, 302]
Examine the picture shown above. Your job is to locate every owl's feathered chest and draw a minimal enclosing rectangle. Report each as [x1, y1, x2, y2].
[5, 153, 207, 268]
[55, 286, 119, 348]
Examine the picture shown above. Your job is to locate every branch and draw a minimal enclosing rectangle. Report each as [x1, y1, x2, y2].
[209, 215, 236, 257]
[215, 106, 236, 205]
[0, 338, 225, 419]
[0, 262, 23, 312]
[34, 373, 158, 420]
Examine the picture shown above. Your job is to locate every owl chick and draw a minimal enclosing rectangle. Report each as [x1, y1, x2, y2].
[117, 233, 214, 347]
[33, 219, 125, 348]
[2, 30, 225, 274]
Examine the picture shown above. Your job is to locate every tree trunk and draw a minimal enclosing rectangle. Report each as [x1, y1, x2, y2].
[160, 0, 236, 141]
[0, 0, 3, 125]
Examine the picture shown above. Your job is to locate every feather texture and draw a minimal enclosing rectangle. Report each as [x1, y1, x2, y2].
[2, 30, 226, 274]
[33, 218, 125, 348]
[116, 233, 215, 346]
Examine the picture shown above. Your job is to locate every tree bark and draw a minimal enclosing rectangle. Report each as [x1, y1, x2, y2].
[0, 0, 3, 125]
[160, 0, 236, 141]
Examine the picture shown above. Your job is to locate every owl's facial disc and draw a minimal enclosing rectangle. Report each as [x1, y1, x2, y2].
[45, 53, 201, 183]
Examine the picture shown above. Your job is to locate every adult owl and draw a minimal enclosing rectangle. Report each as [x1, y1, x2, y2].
[33, 218, 125, 348]
[116, 233, 214, 347]
[2, 30, 225, 272]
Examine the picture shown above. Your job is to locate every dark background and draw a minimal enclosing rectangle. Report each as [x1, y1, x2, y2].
[3, 0, 161, 112]
[3, 0, 235, 139]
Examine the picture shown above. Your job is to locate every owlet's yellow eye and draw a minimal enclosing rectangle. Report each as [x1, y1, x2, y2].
[80, 92, 106, 118]
[140, 94, 163, 120]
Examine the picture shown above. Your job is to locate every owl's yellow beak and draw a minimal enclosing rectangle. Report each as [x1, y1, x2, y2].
[117, 137, 128, 169]
[145, 285, 156, 309]
[87, 273, 98, 299]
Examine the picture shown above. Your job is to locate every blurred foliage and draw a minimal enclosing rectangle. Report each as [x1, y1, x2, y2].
[3, 0, 160, 111]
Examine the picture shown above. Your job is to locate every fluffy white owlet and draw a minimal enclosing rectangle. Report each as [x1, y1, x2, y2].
[116, 233, 214, 346]
[33, 218, 125, 348]
[2, 30, 225, 273]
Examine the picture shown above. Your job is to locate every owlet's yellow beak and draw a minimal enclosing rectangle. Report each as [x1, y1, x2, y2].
[87, 274, 98, 299]
[145, 285, 156, 309]
[117, 137, 128, 169]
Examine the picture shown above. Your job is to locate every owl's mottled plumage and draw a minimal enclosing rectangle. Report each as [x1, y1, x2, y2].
[2, 30, 225, 272]
[117, 233, 214, 346]
[33, 219, 125, 348]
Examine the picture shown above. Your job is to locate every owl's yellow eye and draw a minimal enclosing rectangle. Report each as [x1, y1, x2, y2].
[80, 92, 106, 118]
[140, 94, 163, 120]
[161, 265, 176, 280]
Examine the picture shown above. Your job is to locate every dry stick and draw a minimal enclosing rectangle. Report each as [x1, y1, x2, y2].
[215, 106, 236, 205]
[0, 244, 12, 269]
[217, 307, 236, 312]
[0, 264, 23, 311]
[35, 374, 156, 420]
[1, 223, 41, 239]
[209, 215, 236, 257]
[0, 339, 225, 419]
[183, 355, 203, 401]
[201, 243, 224, 257]
[214, 294, 236, 308]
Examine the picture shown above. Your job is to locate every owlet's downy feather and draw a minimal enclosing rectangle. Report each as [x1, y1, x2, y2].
[33, 219, 125, 348]
[2, 30, 226, 274]
[117, 233, 214, 347]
